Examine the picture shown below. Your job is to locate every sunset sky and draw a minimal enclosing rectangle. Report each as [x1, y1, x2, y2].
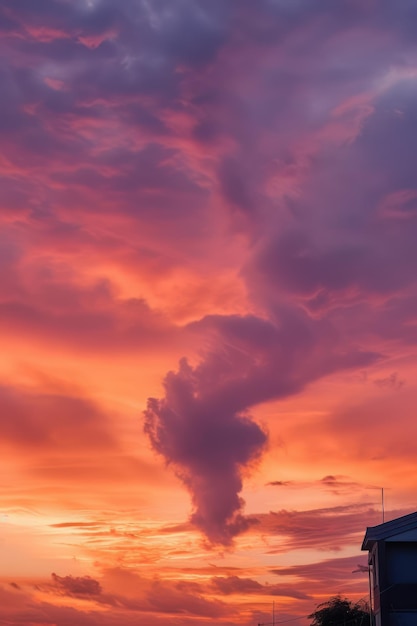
[1, 1, 417, 624]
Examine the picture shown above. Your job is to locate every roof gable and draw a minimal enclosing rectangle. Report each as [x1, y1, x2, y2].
[362, 511, 417, 551]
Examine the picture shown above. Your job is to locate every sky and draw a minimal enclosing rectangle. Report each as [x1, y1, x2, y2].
[1, 0, 417, 624]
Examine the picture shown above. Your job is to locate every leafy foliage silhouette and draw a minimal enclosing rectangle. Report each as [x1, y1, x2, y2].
[308, 596, 370, 626]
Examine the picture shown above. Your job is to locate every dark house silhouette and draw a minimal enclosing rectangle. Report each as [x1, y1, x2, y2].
[362, 511, 417, 626]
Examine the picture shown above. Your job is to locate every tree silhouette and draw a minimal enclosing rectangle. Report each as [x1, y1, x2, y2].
[308, 596, 370, 626]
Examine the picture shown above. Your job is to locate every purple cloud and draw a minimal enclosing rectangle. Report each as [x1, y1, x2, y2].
[144, 358, 267, 545]
[52, 573, 102, 597]
[145, 311, 380, 544]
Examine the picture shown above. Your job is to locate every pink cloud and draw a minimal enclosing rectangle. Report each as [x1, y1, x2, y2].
[0, 384, 114, 452]
[250, 504, 383, 552]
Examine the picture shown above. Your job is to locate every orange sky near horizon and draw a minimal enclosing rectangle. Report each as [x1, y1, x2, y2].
[1, 1, 417, 625]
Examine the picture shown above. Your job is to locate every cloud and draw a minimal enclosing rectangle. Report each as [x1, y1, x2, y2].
[0, 384, 114, 451]
[266, 476, 381, 496]
[270, 555, 371, 599]
[314, 388, 417, 468]
[47, 569, 230, 619]
[251, 504, 383, 552]
[267, 480, 293, 487]
[211, 575, 311, 600]
[318, 476, 380, 496]
[52, 573, 102, 597]
[144, 357, 267, 545]
[373, 372, 404, 389]
[146, 579, 228, 618]
[0, 578, 232, 626]
[0, 228, 184, 354]
[145, 309, 380, 544]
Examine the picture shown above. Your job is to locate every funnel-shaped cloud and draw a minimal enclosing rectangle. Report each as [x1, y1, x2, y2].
[145, 311, 380, 544]
[144, 358, 267, 545]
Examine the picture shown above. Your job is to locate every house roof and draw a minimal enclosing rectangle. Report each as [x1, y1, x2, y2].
[362, 510, 417, 551]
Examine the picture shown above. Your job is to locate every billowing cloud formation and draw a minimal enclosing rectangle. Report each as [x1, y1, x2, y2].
[144, 358, 267, 544]
[145, 311, 379, 544]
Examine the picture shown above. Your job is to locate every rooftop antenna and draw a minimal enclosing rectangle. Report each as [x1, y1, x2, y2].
[381, 487, 385, 523]
[272, 601, 275, 626]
